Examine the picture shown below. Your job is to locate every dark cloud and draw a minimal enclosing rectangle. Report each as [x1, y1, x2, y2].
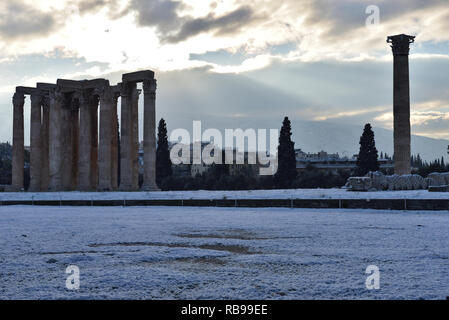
[69, 0, 124, 19]
[0, 1, 56, 40]
[130, 0, 258, 43]
[130, 0, 183, 33]
[165, 6, 255, 43]
[77, 0, 108, 15]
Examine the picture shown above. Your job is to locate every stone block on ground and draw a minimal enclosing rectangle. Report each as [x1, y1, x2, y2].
[367, 171, 388, 190]
[427, 172, 446, 187]
[346, 177, 372, 191]
[428, 185, 449, 192]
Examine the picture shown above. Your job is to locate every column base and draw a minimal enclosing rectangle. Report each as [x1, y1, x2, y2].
[5, 185, 23, 192]
[141, 182, 160, 191]
[97, 183, 113, 192]
[77, 186, 96, 192]
[119, 184, 139, 192]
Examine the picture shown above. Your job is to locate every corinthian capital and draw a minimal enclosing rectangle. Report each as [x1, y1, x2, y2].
[41, 95, 50, 110]
[73, 89, 88, 106]
[49, 87, 64, 105]
[12, 92, 25, 106]
[387, 34, 415, 55]
[30, 92, 43, 106]
[143, 79, 157, 95]
[96, 86, 114, 104]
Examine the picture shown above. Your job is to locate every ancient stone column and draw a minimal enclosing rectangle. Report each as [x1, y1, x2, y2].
[29, 92, 42, 191]
[111, 94, 119, 190]
[387, 34, 415, 175]
[12, 91, 25, 191]
[77, 91, 94, 191]
[119, 82, 138, 191]
[90, 95, 99, 190]
[142, 79, 159, 190]
[98, 85, 115, 191]
[61, 95, 74, 191]
[48, 88, 64, 191]
[131, 87, 140, 190]
[40, 98, 50, 191]
[70, 104, 79, 190]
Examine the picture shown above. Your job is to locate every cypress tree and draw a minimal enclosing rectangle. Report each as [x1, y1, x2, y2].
[156, 118, 172, 186]
[274, 117, 297, 188]
[356, 123, 379, 176]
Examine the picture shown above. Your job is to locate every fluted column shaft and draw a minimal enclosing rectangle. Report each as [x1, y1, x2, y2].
[60, 96, 74, 191]
[131, 87, 140, 189]
[12, 92, 25, 191]
[119, 83, 138, 191]
[70, 105, 79, 189]
[90, 96, 99, 190]
[142, 79, 158, 190]
[98, 86, 115, 191]
[111, 96, 119, 190]
[29, 93, 42, 191]
[40, 99, 50, 191]
[48, 89, 64, 191]
[78, 91, 94, 191]
[393, 54, 411, 175]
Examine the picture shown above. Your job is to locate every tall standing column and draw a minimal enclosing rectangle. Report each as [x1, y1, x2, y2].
[98, 86, 114, 191]
[29, 92, 42, 191]
[111, 94, 119, 190]
[90, 95, 99, 190]
[387, 34, 415, 176]
[48, 88, 64, 191]
[61, 95, 74, 191]
[40, 98, 50, 191]
[78, 91, 94, 191]
[119, 82, 137, 191]
[70, 104, 79, 190]
[12, 91, 25, 191]
[142, 79, 159, 190]
[131, 87, 140, 190]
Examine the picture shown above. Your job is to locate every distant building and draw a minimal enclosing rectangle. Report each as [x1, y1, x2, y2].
[166, 141, 261, 177]
[191, 162, 210, 177]
[295, 149, 393, 174]
[227, 150, 259, 177]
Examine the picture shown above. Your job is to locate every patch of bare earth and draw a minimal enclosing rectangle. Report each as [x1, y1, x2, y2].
[88, 242, 261, 255]
[173, 257, 227, 265]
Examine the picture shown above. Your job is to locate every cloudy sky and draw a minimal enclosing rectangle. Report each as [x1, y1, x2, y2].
[0, 0, 448, 151]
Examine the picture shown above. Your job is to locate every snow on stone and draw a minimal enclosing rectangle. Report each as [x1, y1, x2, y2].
[0, 188, 448, 201]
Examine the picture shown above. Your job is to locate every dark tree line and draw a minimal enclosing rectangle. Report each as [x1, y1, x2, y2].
[411, 154, 449, 177]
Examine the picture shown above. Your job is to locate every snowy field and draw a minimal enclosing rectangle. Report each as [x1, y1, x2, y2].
[0, 188, 448, 201]
[0, 205, 448, 300]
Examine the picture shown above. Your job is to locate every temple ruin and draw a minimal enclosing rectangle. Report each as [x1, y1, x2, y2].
[10, 70, 158, 192]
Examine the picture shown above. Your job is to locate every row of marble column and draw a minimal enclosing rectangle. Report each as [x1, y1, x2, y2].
[11, 79, 158, 192]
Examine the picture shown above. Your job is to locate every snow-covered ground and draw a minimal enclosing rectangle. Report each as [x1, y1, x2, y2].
[0, 188, 448, 201]
[0, 206, 448, 299]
